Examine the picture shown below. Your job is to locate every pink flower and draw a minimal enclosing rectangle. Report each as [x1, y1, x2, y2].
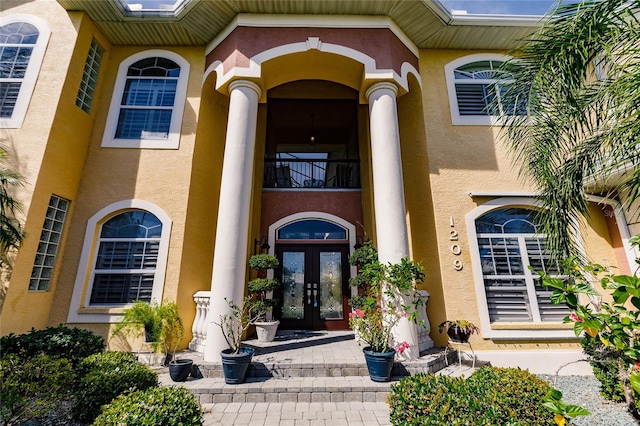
[569, 312, 580, 322]
[395, 341, 410, 354]
[352, 309, 365, 318]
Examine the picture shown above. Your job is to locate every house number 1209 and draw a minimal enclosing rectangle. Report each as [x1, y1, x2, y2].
[449, 217, 463, 270]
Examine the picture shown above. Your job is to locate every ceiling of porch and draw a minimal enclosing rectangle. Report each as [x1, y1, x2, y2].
[56, 0, 542, 49]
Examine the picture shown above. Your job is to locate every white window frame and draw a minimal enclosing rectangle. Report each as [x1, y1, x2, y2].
[101, 50, 189, 149]
[445, 53, 513, 126]
[466, 197, 576, 340]
[67, 200, 172, 324]
[0, 14, 50, 129]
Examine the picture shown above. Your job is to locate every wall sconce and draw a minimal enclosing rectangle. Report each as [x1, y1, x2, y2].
[254, 236, 270, 254]
[354, 236, 364, 250]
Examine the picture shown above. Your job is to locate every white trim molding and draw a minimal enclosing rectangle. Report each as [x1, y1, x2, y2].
[203, 36, 421, 96]
[444, 53, 512, 126]
[465, 197, 577, 340]
[67, 200, 172, 324]
[101, 50, 190, 149]
[267, 212, 358, 291]
[0, 14, 51, 129]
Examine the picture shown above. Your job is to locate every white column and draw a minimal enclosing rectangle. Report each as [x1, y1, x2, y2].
[204, 80, 261, 362]
[366, 82, 419, 360]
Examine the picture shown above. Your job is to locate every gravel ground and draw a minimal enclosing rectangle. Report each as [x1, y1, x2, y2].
[540, 375, 638, 425]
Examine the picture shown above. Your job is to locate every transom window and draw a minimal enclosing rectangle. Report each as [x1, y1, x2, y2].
[277, 220, 347, 240]
[445, 54, 526, 125]
[90, 210, 162, 304]
[0, 16, 49, 128]
[475, 208, 566, 324]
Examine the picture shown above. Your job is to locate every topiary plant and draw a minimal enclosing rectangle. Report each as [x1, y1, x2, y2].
[247, 254, 281, 322]
[93, 386, 203, 426]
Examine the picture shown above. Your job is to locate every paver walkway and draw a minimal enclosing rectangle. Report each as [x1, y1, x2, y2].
[201, 401, 392, 426]
[160, 330, 472, 425]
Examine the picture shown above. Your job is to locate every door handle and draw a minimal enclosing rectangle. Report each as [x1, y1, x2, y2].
[313, 283, 318, 307]
[307, 283, 312, 305]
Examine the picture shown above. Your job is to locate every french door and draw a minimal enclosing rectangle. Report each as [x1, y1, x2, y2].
[275, 244, 350, 330]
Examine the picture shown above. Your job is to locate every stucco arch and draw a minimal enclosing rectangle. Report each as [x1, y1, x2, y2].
[203, 32, 421, 102]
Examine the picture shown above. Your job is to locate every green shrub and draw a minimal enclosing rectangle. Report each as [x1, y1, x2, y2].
[72, 351, 158, 424]
[93, 386, 203, 425]
[388, 367, 554, 425]
[0, 324, 105, 365]
[581, 337, 626, 402]
[467, 367, 553, 424]
[0, 354, 74, 425]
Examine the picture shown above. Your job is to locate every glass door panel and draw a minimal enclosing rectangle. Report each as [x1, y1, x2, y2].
[281, 252, 305, 320]
[319, 251, 342, 320]
[275, 244, 350, 330]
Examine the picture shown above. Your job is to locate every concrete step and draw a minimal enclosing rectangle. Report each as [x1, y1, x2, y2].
[180, 348, 454, 379]
[159, 374, 393, 405]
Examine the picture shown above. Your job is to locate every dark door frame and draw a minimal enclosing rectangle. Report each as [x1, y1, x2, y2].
[274, 242, 351, 330]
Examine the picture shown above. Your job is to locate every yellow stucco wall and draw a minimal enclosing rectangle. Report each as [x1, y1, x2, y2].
[0, 3, 112, 334]
[414, 48, 621, 350]
[0, 4, 626, 358]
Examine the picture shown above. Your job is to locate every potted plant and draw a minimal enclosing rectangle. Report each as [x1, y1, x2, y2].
[112, 300, 168, 365]
[158, 303, 194, 382]
[248, 254, 281, 342]
[438, 320, 479, 343]
[213, 297, 261, 384]
[347, 244, 426, 382]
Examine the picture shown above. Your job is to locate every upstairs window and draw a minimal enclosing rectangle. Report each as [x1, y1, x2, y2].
[102, 51, 189, 149]
[0, 16, 50, 128]
[445, 54, 526, 125]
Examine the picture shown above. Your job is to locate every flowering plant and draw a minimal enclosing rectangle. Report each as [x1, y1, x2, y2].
[348, 243, 425, 354]
[349, 307, 409, 353]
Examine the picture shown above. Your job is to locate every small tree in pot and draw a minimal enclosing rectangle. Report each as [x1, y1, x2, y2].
[247, 254, 281, 342]
[213, 297, 261, 384]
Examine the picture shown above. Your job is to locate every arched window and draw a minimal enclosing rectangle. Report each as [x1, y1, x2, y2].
[277, 219, 347, 240]
[445, 54, 526, 125]
[473, 207, 566, 324]
[102, 51, 189, 148]
[0, 15, 50, 128]
[90, 210, 163, 304]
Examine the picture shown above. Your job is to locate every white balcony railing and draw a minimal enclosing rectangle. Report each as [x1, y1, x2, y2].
[189, 291, 210, 352]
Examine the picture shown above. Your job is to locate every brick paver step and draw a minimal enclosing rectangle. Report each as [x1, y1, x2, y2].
[159, 374, 394, 404]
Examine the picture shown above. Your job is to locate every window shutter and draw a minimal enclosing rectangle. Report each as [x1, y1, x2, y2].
[455, 84, 490, 116]
[485, 279, 533, 322]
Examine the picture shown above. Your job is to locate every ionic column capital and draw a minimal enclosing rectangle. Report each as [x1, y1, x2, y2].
[365, 81, 398, 101]
[228, 79, 262, 98]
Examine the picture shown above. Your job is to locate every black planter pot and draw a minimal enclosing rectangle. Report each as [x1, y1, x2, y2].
[446, 327, 471, 343]
[169, 359, 193, 382]
[362, 347, 396, 382]
[221, 347, 254, 384]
